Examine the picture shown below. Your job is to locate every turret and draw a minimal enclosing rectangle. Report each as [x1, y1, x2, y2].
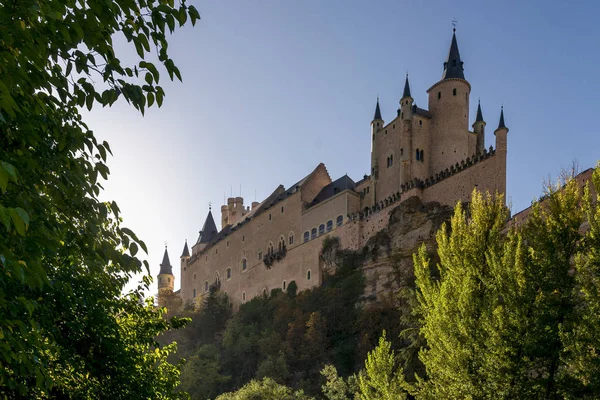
[157, 246, 174, 307]
[472, 100, 486, 153]
[427, 28, 471, 174]
[400, 74, 413, 121]
[180, 239, 190, 271]
[494, 106, 508, 154]
[370, 97, 383, 176]
[194, 207, 218, 253]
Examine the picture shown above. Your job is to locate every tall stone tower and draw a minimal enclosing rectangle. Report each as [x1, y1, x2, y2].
[427, 28, 472, 174]
[157, 246, 174, 308]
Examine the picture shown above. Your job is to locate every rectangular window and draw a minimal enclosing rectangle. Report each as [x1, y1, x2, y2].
[242, 235, 245, 242]
[281, 206, 284, 213]
[269, 214, 272, 221]
[258, 251, 262, 260]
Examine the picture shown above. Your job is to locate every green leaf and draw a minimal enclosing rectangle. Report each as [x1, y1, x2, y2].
[147, 92, 155, 107]
[130, 242, 139, 257]
[0, 204, 10, 231]
[9, 208, 29, 236]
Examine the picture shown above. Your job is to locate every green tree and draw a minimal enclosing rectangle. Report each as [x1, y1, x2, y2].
[413, 170, 600, 399]
[0, 0, 199, 397]
[215, 377, 313, 400]
[179, 345, 231, 400]
[357, 331, 407, 400]
[320, 364, 358, 400]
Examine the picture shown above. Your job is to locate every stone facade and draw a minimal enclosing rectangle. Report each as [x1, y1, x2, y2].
[158, 30, 511, 310]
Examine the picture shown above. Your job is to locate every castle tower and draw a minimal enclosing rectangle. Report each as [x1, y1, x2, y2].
[494, 106, 509, 197]
[195, 207, 218, 253]
[157, 246, 174, 307]
[370, 98, 383, 202]
[472, 101, 486, 154]
[180, 239, 190, 276]
[427, 28, 471, 175]
[399, 75, 414, 184]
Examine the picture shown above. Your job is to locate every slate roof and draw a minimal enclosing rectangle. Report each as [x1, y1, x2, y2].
[180, 240, 190, 258]
[374, 98, 382, 120]
[497, 107, 506, 129]
[476, 101, 484, 122]
[159, 247, 173, 275]
[197, 210, 218, 244]
[413, 106, 432, 118]
[402, 75, 411, 98]
[442, 31, 465, 80]
[309, 175, 356, 207]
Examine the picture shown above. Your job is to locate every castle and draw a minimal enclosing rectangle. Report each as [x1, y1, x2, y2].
[156, 29, 509, 309]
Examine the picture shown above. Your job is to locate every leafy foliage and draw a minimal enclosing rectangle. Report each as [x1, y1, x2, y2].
[215, 377, 313, 400]
[0, 0, 198, 397]
[413, 169, 600, 399]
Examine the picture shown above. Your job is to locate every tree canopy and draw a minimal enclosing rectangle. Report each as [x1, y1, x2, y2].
[0, 0, 198, 397]
[413, 169, 600, 399]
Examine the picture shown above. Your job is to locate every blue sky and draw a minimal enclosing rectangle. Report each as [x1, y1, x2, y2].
[85, 0, 600, 294]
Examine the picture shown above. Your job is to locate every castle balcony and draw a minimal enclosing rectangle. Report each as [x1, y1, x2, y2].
[263, 245, 287, 269]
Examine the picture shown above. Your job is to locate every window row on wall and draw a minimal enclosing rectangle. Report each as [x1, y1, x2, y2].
[303, 215, 343, 243]
[192, 269, 313, 302]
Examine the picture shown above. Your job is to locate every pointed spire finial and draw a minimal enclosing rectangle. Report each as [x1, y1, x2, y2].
[497, 106, 506, 129]
[475, 100, 484, 122]
[402, 74, 412, 98]
[373, 97, 382, 120]
[442, 24, 465, 80]
[452, 18, 457, 33]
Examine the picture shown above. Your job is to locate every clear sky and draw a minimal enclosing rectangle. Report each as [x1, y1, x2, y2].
[84, 0, 600, 296]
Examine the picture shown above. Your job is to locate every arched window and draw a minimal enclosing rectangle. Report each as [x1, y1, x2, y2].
[326, 220, 333, 232]
[282, 280, 287, 291]
[214, 271, 220, 285]
[420, 150, 424, 162]
[268, 242, 274, 254]
[242, 292, 246, 302]
[193, 288, 197, 298]
[241, 258, 247, 271]
[336, 215, 343, 227]
[204, 281, 209, 293]
[226, 268, 232, 280]
[319, 224, 325, 235]
[416, 148, 420, 161]
[311, 228, 317, 239]
[303, 231, 309, 242]
[279, 236, 285, 251]
[289, 232, 294, 245]
[307, 270, 311, 280]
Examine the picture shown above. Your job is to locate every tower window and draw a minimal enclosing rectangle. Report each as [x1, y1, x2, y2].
[193, 288, 197, 298]
[269, 213, 272, 221]
[241, 258, 247, 271]
[289, 232, 294, 245]
[226, 268, 232, 280]
[226, 240, 229, 247]
[319, 224, 325, 235]
[420, 150, 425, 162]
[242, 235, 245, 242]
[304, 231, 309, 242]
[327, 220, 333, 232]
[193, 273, 196, 280]
[416, 149, 420, 161]
[393, 124, 395, 129]
[336, 215, 343, 227]
[385, 130, 387, 135]
[453, 88, 457, 96]
[307, 270, 311, 280]
[311, 228, 317, 239]
[419, 120, 422, 126]
[282, 280, 287, 291]
[242, 292, 246, 302]
[400, 148, 404, 156]
[438, 92, 441, 100]
[281, 206, 284, 213]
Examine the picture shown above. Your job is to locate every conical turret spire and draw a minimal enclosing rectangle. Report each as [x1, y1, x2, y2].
[402, 74, 411, 98]
[159, 246, 173, 275]
[197, 208, 218, 244]
[476, 101, 484, 122]
[497, 106, 506, 129]
[442, 29, 465, 80]
[180, 240, 190, 258]
[373, 97, 382, 120]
